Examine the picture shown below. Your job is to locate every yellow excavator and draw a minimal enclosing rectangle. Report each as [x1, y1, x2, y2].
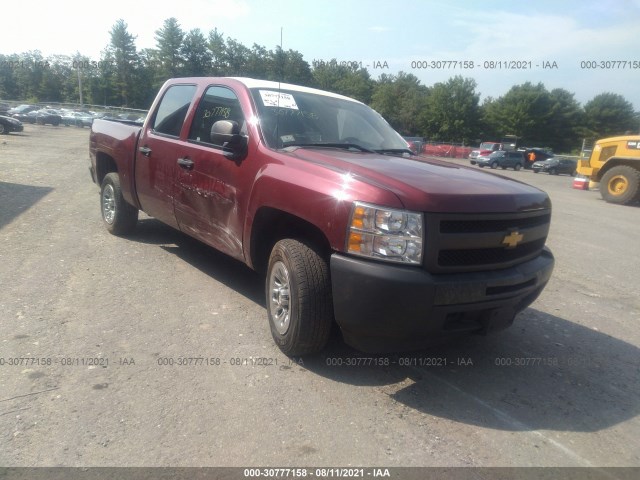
[576, 135, 640, 204]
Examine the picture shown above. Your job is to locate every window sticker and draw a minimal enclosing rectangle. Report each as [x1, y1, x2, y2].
[280, 134, 295, 143]
[260, 90, 299, 110]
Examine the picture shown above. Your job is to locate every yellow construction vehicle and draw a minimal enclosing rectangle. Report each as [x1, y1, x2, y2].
[576, 135, 640, 204]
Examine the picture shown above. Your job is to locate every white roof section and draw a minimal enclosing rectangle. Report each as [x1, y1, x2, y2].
[229, 77, 363, 104]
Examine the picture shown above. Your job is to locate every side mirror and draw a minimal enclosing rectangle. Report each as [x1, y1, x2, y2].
[210, 120, 248, 160]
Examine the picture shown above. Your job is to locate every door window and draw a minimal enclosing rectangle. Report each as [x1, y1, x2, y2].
[152, 84, 197, 137]
[189, 86, 246, 148]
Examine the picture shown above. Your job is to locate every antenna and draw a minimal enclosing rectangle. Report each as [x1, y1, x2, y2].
[276, 26, 283, 147]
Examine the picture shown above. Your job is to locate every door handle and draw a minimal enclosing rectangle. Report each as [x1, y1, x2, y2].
[177, 157, 194, 170]
[139, 146, 152, 157]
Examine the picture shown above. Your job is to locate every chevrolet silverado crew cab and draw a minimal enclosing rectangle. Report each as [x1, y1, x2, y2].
[90, 77, 554, 355]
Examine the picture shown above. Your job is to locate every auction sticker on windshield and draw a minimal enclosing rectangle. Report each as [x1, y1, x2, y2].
[259, 90, 299, 109]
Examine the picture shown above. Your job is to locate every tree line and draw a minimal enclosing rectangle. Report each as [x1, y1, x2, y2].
[1, 18, 638, 152]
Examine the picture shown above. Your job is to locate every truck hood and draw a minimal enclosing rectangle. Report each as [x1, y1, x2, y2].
[284, 147, 550, 213]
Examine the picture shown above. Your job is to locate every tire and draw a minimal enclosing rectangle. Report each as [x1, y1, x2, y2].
[549, 168, 557, 175]
[52, 118, 60, 126]
[514, 163, 522, 171]
[501, 166, 507, 170]
[533, 169, 539, 173]
[490, 162, 498, 169]
[266, 239, 333, 356]
[100, 173, 138, 235]
[0, 124, 5, 134]
[479, 165, 484, 168]
[600, 165, 640, 205]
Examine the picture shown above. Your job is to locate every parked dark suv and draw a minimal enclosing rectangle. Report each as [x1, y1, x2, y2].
[475, 151, 525, 170]
[532, 157, 577, 175]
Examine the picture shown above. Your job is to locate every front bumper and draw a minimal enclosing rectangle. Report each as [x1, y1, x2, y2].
[330, 248, 554, 352]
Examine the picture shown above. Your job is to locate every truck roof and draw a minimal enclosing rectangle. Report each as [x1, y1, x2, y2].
[596, 134, 640, 143]
[228, 77, 363, 104]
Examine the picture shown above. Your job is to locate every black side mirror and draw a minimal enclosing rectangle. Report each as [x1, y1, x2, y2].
[210, 120, 248, 160]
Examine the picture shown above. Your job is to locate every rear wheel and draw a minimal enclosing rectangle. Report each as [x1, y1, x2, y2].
[549, 167, 557, 175]
[514, 163, 522, 171]
[266, 239, 333, 356]
[0, 124, 5, 134]
[600, 166, 640, 205]
[100, 173, 138, 235]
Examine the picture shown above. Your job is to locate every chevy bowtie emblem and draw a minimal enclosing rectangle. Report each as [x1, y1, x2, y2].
[502, 230, 524, 248]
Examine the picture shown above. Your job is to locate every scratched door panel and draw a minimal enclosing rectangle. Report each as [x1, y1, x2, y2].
[174, 86, 248, 260]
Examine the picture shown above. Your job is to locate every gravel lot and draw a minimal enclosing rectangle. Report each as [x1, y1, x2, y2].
[0, 125, 639, 471]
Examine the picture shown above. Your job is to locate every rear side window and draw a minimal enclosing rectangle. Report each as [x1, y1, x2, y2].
[152, 84, 197, 137]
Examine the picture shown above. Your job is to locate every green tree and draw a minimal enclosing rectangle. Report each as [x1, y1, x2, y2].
[481, 82, 555, 146]
[583, 92, 639, 138]
[276, 48, 314, 85]
[421, 76, 480, 144]
[370, 72, 429, 135]
[181, 28, 212, 76]
[223, 38, 251, 75]
[246, 43, 270, 78]
[0, 54, 22, 99]
[311, 60, 373, 103]
[208, 28, 226, 75]
[154, 18, 185, 79]
[546, 88, 584, 152]
[105, 19, 139, 106]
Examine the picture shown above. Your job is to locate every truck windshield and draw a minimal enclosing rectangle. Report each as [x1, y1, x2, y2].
[480, 142, 497, 150]
[250, 88, 408, 151]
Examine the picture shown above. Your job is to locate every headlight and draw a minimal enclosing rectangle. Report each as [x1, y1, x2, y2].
[347, 202, 423, 264]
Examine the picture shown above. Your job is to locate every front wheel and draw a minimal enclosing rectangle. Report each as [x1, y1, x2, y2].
[266, 239, 333, 356]
[100, 173, 138, 235]
[600, 166, 640, 205]
[490, 162, 498, 169]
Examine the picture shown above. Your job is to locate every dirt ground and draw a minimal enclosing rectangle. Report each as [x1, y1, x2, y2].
[0, 124, 639, 474]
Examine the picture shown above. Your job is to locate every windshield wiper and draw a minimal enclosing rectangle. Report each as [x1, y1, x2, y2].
[374, 148, 415, 156]
[283, 142, 376, 153]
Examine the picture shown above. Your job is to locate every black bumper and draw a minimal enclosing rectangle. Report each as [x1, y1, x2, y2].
[330, 248, 554, 352]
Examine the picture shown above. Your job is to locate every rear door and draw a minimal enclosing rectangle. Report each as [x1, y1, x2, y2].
[135, 84, 198, 228]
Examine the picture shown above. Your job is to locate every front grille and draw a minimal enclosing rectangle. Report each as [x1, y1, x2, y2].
[438, 238, 546, 266]
[440, 214, 551, 234]
[424, 210, 551, 273]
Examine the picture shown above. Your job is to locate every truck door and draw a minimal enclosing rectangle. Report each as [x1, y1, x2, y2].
[174, 85, 248, 261]
[135, 84, 197, 228]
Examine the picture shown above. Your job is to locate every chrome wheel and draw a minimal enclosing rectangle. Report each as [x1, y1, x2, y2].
[102, 184, 116, 224]
[269, 260, 291, 335]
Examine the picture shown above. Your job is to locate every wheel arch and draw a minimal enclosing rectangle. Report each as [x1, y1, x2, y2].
[249, 207, 332, 273]
[95, 151, 119, 186]
[596, 157, 640, 181]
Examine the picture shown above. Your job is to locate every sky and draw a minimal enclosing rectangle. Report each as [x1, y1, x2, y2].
[2, 0, 640, 108]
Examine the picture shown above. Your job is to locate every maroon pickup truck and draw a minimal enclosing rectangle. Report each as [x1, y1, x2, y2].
[90, 77, 554, 355]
